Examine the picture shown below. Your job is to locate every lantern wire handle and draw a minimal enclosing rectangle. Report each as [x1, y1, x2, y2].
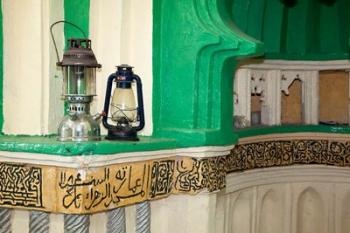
[50, 20, 87, 63]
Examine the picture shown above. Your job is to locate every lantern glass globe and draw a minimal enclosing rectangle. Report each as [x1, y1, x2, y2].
[110, 87, 137, 123]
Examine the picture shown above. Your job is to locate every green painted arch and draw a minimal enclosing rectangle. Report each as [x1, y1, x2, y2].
[232, 0, 350, 60]
[153, 0, 264, 147]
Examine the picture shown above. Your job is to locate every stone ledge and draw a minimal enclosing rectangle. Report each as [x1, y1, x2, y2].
[0, 135, 176, 156]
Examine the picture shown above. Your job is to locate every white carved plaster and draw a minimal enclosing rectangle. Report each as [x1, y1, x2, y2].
[250, 70, 266, 95]
[240, 59, 350, 70]
[9, 165, 350, 233]
[151, 194, 217, 233]
[217, 165, 350, 233]
[303, 71, 319, 124]
[261, 70, 281, 125]
[281, 71, 303, 95]
[234, 60, 341, 126]
[0, 144, 235, 168]
[234, 68, 251, 124]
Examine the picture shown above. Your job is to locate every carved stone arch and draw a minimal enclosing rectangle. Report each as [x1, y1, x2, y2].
[228, 190, 252, 233]
[259, 189, 284, 233]
[297, 187, 325, 233]
[281, 72, 304, 96]
[341, 191, 350, 233]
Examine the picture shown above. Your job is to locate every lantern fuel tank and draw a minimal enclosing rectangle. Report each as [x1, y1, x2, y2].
[57, 38, 101, 142]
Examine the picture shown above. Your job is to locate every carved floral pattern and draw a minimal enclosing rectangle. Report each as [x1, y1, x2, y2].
[227, 139, 350, 172]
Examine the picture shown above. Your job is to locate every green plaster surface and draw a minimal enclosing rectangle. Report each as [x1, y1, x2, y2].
[232, 0, 350, 60]
[153, 0, 263, 147]
[64, 0, 90, 39]
[235, 125, 350, 138]
[1, 125, 350, 156]
[0, 135, 176, 156]
[63, 0, 90, 113]
[0, 2, 3, 133]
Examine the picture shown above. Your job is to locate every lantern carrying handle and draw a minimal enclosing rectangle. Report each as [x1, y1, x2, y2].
[102, 73, 118, 129]
[132, 75, 145, 131]
[50, 20, 87, 63]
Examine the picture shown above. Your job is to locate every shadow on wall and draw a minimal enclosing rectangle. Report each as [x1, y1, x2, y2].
[280, 0, 337, 7]
[232, 0, 350, 60]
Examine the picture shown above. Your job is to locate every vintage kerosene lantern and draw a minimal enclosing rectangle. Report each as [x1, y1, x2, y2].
[57, 38, 101, 141]
[102, 65, 145, 141]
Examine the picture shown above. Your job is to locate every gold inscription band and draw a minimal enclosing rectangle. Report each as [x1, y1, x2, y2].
[0, 156, 226, 214]
[2, 138, 350, 214]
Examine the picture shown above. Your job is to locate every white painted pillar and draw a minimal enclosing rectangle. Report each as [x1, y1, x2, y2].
[3, 0, 64, 135]
[261, 70, 281, 125]
[90, 212, 107, 233]
[89, 0, 153, 136]
[12, 210, 29, 233]
[89, 0, 123, 136]
[234, 68, 251, 124]
[151, 193, 218, 233]
[303, 71, 319, 125]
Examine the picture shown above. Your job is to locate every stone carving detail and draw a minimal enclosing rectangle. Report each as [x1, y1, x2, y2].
[58, 164, 149, 212]
[250, 70, 266, 100]
[0, 163, 42, 208]
[54, 156, 227, 213]
[218, 166, 348, 233]
[174, 157, 226, 193]
[281, 71, 303, 95]
[150, 160, 174, 198]
[2, 137, 350, 214]
[227, 139, 350, 172]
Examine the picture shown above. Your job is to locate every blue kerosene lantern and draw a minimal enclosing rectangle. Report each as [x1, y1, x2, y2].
[102, 65, 145, 141]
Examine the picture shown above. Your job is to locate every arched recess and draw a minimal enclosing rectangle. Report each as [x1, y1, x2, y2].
[341, 192, 350, 233]
[260, 189, 284, 233]
[228, 191, 252, 233]
[297, 188, 325, 233]
[232, 0, 350, 60]
[153, 0, 263, 147]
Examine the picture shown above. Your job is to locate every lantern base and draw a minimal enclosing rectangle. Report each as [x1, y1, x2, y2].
[106, 129, 139, 141]
[58, 114, 101, 142]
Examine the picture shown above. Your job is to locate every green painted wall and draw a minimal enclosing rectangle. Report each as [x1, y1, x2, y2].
[0, 0, 349, 155]
[0, 1, 3, 133]
[153, 0, 263, 147]
[64, 0, 90, 40]
[63, 0, 90, 113]
[232, 0, 350, 60]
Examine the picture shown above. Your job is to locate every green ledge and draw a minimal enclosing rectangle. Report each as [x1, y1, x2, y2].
[0, 135, 176, 156]
[235, 125, 350, 139]
[1, 126, 350, 156]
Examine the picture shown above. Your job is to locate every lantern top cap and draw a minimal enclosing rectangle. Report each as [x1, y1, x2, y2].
[57, 38, 101, 68]
[117, 64, 134, 71]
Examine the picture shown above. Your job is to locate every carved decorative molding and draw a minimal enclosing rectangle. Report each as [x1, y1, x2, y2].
[239, 59, 350, 70]
[216, 165, 350, 233]
[3, 135, 350, 214]
[0, 156, 226, 214]
[227, 139, 350, 172]
[234, 60, 321, 125]
[250, 70, 266, 95]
